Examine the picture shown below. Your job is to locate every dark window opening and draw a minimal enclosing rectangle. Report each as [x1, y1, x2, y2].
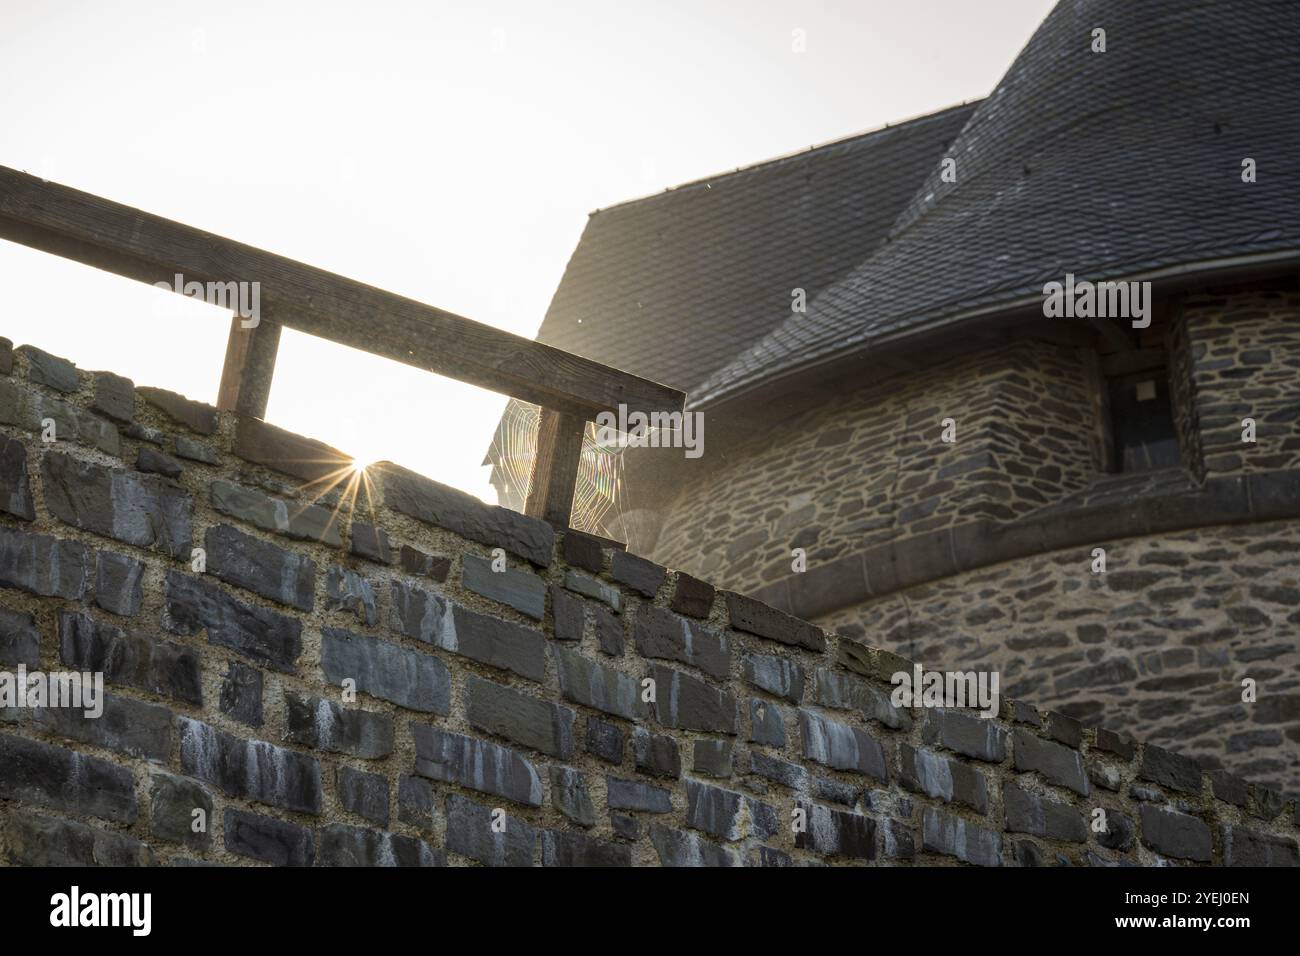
[1107, 370, 1180, 472]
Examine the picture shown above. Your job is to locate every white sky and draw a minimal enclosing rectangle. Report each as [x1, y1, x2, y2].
[0, 0, 1055, 501]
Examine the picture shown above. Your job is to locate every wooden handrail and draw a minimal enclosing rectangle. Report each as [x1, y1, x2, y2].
[0, 165, 686, 529]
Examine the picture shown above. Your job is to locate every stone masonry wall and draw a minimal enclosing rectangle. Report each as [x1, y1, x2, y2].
[0, 338, 1297, 866]
[1182, 289, 1300, 476]
[818, 519, 1300, 797]
[651, 339, 1095, 592]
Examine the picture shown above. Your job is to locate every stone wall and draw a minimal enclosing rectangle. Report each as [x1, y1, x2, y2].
[819, 520, 1300, 796]
[0, 338, 1297, 866]
[651, 339, 1096, 591]
[635, 290, 1300, 797]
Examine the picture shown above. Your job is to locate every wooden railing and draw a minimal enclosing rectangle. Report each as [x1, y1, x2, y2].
[0, 165, 684, 528]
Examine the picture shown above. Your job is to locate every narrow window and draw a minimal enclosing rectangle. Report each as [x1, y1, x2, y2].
[1106, 368, 1180, 472]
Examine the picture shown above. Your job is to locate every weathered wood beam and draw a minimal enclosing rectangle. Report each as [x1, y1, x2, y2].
[217, 317, 281, 418]
[0, 165, 685, 422]
[524, 409, 586, 528]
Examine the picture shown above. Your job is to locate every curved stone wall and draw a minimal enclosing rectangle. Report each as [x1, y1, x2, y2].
[1, 339, 1296, 866]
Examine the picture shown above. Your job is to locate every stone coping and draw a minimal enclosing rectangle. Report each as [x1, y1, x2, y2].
[752, 469, 1300, 621]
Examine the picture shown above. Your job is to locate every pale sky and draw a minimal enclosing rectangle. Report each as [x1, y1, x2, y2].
[0, 0, 1055, 501]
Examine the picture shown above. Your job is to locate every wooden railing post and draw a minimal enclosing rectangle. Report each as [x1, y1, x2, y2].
[524, 408, 586, 528]
[217, 317, 281, 418]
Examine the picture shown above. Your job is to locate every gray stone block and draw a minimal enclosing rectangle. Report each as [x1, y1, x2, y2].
[634, 605, 730, 678]
[799, 710, 888, 781]
[411, 724, 543, 806]
[337, 765, 389, 825]
[224, 808, 314, 866]
[205, 524, 316, 611]
[0, 526, 91, 599]
[285, 693, 394, 758]
[0, 732, 137, 823]
[466, 675, 575, 758]
[463, 553, 545, 619]
[390, 581, 546, 682]
[445, 792, 535, 866]
[95, 551, 145, 617]
[149, 771, 213, 850]
[317, 823, 441, 867]
[653, 665, 737, 734]
[164, 571, 302, 673]
[212, 479, 342, 546]
[178, 717, 321, 814]
[320, 627, 450, 714]
[35, 692, 172, 762]
[60, 610, 202, 704]
[555, 647, 646, 720]
[43, 452, 192, 558]
[380, 463, 555, 567]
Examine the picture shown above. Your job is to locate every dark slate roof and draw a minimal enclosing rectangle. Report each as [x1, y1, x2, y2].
[528, 101, 978, 395]
[694, 0, 1300, 406]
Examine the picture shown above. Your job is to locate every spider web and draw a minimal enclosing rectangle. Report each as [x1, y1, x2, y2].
[493, 400, 626, 535]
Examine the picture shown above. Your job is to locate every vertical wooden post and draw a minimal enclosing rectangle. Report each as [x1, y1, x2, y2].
[217, 316, 281, 419]
[524, 408, 586, 528]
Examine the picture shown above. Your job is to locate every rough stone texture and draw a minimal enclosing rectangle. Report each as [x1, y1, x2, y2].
[800, 710, 888, 781]
[445, 793, 535, 866]
[0, 605, 39, 667]
[0, 378, 120, 455]
[138, 386, 218, 434]
[224, 808, 315, 866]
[21, 346, 80, 392]
[94, 550, 145, 616]
[380, 462, 555, 567]
[462, 553, 545, 619]
[320, 627, 450, 714]
[550, 766, 596, 827]
[92, 371, 135, 423]
[390, 580, 546, 682]
[164, 571, 303, 673]
[923, 807, 1002, 867]
[653, 665, 737, 734]
[317, 823, 441, 867]
[137, 446, 183, 479]
[1139, 804, 1213, 862]
[795, 799, 876, 859]
[34, 691, 173, 762]
[60, 611, 202, 705]
[286, 693, 394, 758]
[212, 479, 342, 546]
[43, 451, 192, 558]
[634, 604, 730, 678]
[350, 521, 394, 564]
[219, 661, 263, 728]
[0, 526, 90, 599]
[0, 732, 137, 823]
[899, 744, 989, 813]
[337, 765, 390, 825]
[0, 348, 1294, 867]
[743, 652, 805, 703]
[411, 724, 543, 806]
[205, 523, 316, 612]
[466, 675, 575, 758]
[325, 565, 378, 626]
[178, 718, 322, 814]
[556, 646, 646, 720]
[149, 771, 213, 850]
[0, 434, 35, 520]
[542, 829, 632, 867]
[1003, 781, 1087, 842]
[5, 811, 154, 866]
